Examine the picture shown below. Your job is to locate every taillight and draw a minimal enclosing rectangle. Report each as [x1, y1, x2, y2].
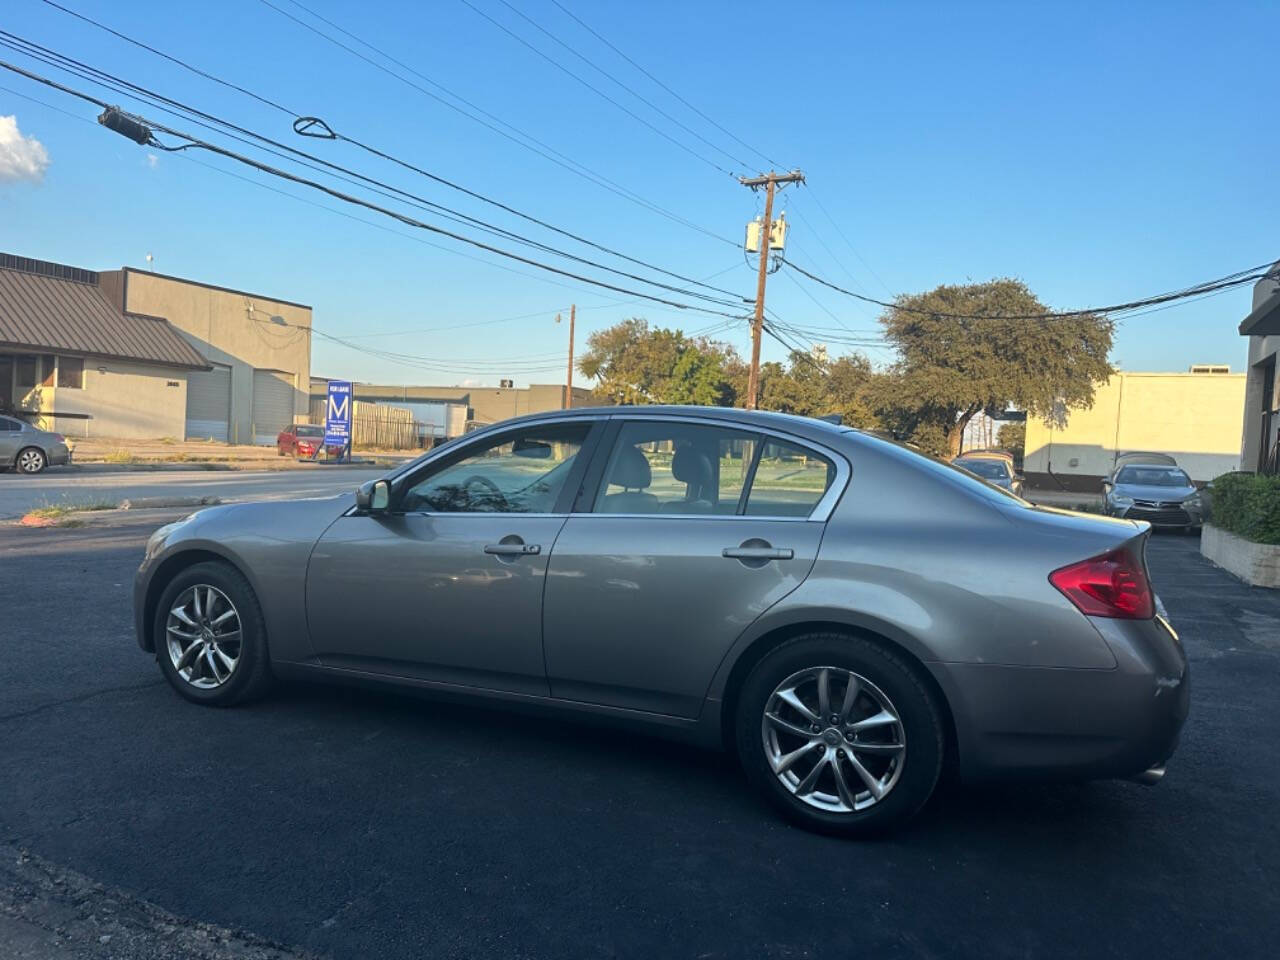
[1049, 545, 1154, 619]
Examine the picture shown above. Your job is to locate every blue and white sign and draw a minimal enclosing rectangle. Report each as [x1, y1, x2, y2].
[324, 380, 353, 448]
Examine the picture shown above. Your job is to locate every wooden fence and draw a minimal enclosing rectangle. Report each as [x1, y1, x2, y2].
[308, 398, 421, 450]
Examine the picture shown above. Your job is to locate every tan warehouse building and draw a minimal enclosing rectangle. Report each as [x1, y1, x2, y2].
[1023, 369, 1246, 489]
[0, 253, 310, 442]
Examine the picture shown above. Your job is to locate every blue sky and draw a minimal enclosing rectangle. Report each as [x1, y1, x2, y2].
[2, 0, 1277, 386]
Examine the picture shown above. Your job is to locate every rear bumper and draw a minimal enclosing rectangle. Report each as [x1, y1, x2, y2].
[48, 444, 71, 466]
[931, 615, 1189, 781]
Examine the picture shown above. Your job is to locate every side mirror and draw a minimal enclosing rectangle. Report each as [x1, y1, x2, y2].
[355, 478, 391, 514]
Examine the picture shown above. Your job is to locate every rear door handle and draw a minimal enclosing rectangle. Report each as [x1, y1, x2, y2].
[484, 542, 541, 556]
[722, 546, 793, 560]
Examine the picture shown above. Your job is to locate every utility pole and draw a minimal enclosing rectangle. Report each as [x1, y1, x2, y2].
[740, 170, 804, 409]
[565, 303, 576, 409]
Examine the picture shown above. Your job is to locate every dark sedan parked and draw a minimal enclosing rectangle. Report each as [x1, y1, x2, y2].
[134, 407, 1188, 836]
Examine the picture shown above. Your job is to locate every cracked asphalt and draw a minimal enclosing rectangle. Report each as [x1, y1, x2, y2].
[1, 520, 1277, 959]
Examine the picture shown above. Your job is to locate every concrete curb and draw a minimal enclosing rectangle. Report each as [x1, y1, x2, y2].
[119, 496, 222, 511]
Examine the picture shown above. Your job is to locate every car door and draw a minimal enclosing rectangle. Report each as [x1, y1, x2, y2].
[0, 417, 22, 464]
[305, 418, 603, 695]
[542, 417, 846, 719]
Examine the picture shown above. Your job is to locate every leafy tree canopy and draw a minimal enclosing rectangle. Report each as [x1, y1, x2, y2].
[578, 318, 738, 406]
[872, 279, 1113, 456]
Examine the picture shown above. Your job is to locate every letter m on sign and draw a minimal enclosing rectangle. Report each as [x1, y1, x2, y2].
[324, 380, 353, 447]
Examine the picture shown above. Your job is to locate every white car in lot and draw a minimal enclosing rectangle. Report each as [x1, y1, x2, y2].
[0, 415, 72, 474]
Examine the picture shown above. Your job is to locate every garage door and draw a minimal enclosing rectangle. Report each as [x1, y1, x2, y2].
[185, 363, 231, 442]
[252, 369, 294, 445]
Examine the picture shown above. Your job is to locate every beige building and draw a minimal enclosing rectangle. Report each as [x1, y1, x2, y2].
[0, 253, 310, 443]
[1238, 265, 1280, 473]
[311, 379, 593, 434]
[1023, 370, 1246, 489]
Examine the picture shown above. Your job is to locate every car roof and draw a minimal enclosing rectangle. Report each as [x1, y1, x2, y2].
[482, 405, 854, 441]
[1115, 451, 1178, 467]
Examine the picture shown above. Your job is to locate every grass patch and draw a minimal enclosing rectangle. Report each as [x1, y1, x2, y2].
[26, 500, 117, 520]
[104, 448, 135, 464]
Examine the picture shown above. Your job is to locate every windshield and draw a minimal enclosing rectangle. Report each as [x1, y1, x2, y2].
[295, 425, 324, 438]
[1115, 466, 1192, 487]
[955, 459, 1009, 479]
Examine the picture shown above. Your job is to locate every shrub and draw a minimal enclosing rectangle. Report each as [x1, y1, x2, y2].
[1209, 472, 1280, 544]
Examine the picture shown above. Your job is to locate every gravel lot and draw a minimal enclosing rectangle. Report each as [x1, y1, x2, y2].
[1, 521, 1276, 959]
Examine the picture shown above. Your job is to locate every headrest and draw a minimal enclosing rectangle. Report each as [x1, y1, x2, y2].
[609, 446, 652, 489]
[671, 446, 713, 488]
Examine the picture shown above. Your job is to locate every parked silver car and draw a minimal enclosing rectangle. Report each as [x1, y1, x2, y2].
[0, 415, 71, 473]
[133, 407, 1188, 836]
[1104, 463, 1205, 531]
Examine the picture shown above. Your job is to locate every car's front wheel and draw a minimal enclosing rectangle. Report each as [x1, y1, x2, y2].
[16, 447, 47, 473]
[735, 633, 945, 837]
[154, 561, 274, 706]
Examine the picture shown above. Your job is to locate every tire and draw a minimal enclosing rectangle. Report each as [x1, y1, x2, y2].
[16, 447, 47, 474]
[153, 561, 274, 706]
[735, 633, 945, 838]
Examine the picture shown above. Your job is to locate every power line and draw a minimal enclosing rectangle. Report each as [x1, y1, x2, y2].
[456, 0, 737, 178]
[0, 58, 750, 320]
[801, 185, 895, 296]
[259, 0, 739, 248]
[36, 0, 298, 115]
[33, 0, 748, 301]
[0, 30, 747, 310]
[781, 256, 1278, 321]
[488, 0, 752, 172]
[546, 0, 782, 170]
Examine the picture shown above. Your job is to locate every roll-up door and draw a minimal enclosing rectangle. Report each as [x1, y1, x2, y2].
[252, 369, 295, 445]
[185, 363, 231, 442]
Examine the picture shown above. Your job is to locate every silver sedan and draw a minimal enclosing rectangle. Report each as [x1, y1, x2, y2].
[0, 415, 71, 473]
[1104, 463, 1205, 531]
[133, 407, 1188, 837]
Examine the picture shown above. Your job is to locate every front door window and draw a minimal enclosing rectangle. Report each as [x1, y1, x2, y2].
[402, 425, 589, 514]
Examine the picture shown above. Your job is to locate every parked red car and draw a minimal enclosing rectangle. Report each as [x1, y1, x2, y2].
[276, 424, 340, 459]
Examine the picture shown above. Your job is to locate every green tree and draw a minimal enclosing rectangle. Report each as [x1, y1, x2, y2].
[872, 280, 1113, 457]
[755, 350, 881, 429]
[997, 421, 1026, 461]
[578, 318, 739, 406]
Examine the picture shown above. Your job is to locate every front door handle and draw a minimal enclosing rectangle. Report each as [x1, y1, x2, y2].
[722, 545, 793, 560]
[484, 542, 541, 556]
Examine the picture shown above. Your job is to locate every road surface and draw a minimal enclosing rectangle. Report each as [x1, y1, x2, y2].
[0, 525, 1276, 959]
[0, 466, 388, 519]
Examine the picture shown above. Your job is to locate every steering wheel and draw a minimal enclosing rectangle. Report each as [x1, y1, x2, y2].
[462, 475, 509, 510]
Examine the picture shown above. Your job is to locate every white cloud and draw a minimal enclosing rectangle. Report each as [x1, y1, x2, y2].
[146, 153, 158, 169]
[0, 115, 49, 183]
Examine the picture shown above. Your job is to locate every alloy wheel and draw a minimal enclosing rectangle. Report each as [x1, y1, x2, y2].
[165, 585, 242, 689]
[17, 449, 45, 473]
[761, 666, 906, 813]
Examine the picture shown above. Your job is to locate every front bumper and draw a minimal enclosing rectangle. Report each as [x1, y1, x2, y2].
[1110, 501, 1203, 527]
[930, 615, 1189, 781]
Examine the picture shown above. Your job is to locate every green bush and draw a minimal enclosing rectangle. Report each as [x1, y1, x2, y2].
[1209, 472, 1280, 544]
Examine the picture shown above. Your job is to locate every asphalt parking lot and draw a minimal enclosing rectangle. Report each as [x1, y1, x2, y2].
[1, 522, 1277, 959]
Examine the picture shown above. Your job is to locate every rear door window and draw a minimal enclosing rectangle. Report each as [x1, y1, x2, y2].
[744, 440, 835, 517]
[592, 421, 757, 515]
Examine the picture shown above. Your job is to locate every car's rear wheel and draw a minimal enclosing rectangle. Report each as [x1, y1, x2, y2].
[16, 447, 47, 473]
[154, 561, 274, 706]
[735, 633, 944, 837]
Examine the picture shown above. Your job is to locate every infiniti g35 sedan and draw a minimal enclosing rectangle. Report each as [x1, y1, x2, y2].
[134, 407, 1189, 836]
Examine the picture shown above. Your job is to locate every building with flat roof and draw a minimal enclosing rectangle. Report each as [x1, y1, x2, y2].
[1023, 369, 1246, 489]
[0, 253, 311, 442]
[310, 379, 594, 434]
